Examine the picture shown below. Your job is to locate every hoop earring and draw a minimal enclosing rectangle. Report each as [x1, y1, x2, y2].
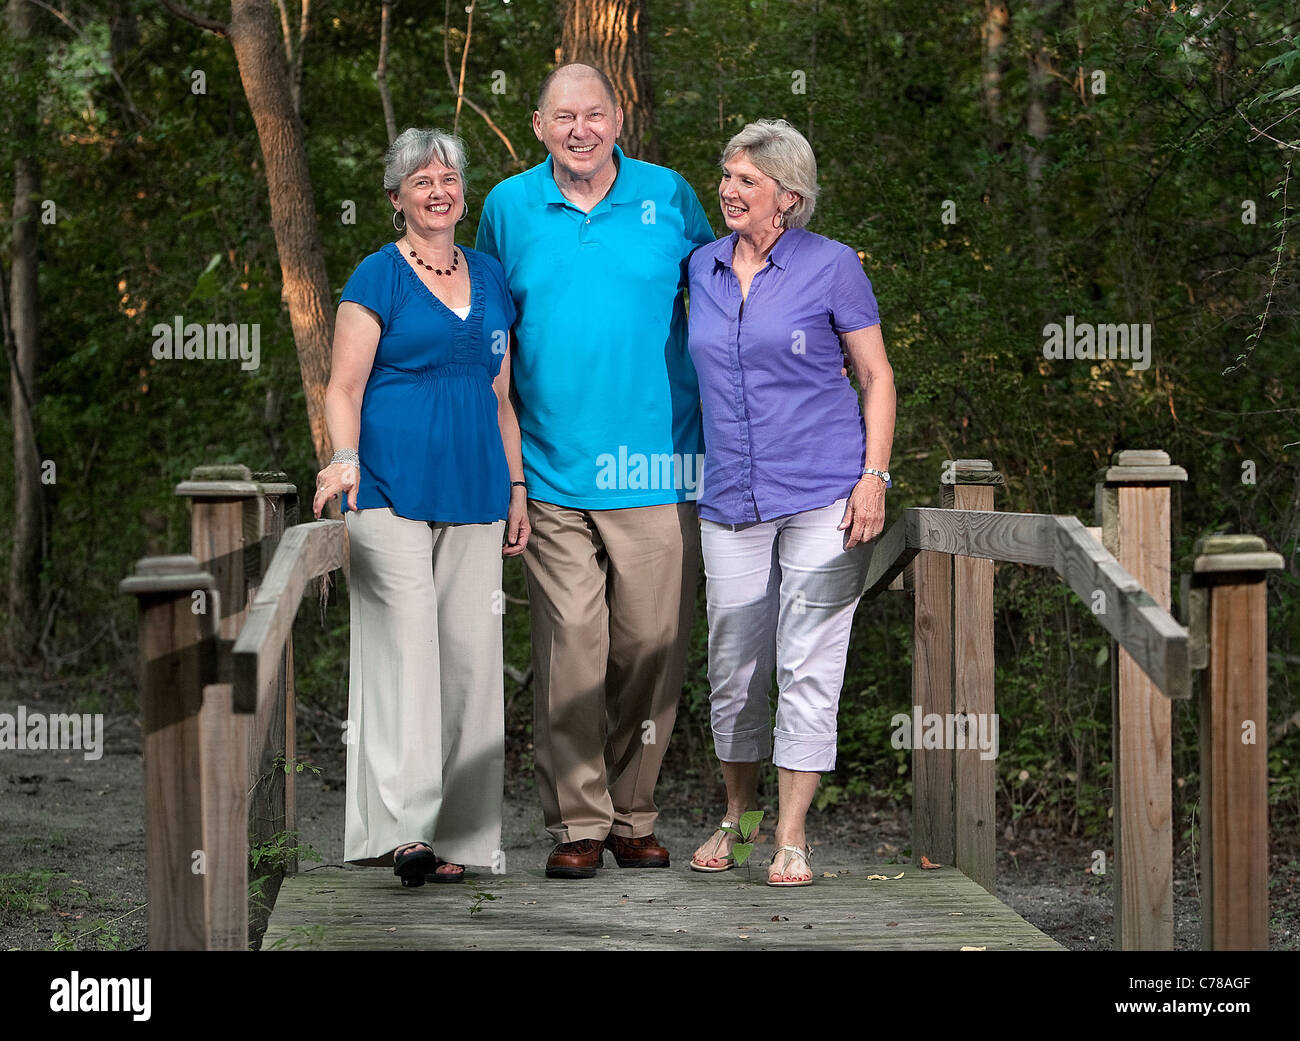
[771, 209, 785, 230]
[459, 202, 469, 222]
[392, 209, 406, 233]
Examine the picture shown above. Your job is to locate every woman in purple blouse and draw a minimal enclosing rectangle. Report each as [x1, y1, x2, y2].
[686, 119, 897, 886]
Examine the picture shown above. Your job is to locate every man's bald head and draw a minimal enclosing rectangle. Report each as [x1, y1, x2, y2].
[536, 63, 620, 117]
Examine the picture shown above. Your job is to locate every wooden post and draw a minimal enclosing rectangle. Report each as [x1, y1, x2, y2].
[1099, 448, 1186, 950]
[252, 471, 299, 872]
[912, 465, 954, 869]
[1193, 535, 1281, 950]
[120, 556, 218, 950]
[912, 459, 1001, 890]
[945, 460, 1001, 893]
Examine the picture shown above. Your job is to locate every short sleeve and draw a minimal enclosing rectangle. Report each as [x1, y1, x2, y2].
[340, 252, 395, 328]
[475, 195, 500, 261]
[678, 175, 716, 252]
[484, 254, 516, 329]
[828, 244, 880, 334]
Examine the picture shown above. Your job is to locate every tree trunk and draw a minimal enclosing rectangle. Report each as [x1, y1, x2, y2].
[228, 0, 334, 467]
[560, 0, 660, 163]
[1025, 0, 1062, 270]
[982, 0, 1010, 154]
[6, 0, 44, 664]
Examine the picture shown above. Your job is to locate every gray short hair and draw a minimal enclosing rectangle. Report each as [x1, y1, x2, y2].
[383, 127, 469, 196]
[721, 119, 819, 229]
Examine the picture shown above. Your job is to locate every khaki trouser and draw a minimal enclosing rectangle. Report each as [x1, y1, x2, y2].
[523, 499, 700, 843]
[343, 507, 506, 867]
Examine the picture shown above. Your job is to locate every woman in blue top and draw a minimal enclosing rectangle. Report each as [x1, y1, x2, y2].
[312, 128, 529, 886]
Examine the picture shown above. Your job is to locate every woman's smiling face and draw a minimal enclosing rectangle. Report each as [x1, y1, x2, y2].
[719, 150, 795, 235]
[390, 159, 463, 233]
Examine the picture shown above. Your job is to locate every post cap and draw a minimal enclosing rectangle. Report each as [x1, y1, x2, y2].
[119, 555, 217, 595]
[1103, 448, 1187, 484]
[1192, 534, 1284, 573]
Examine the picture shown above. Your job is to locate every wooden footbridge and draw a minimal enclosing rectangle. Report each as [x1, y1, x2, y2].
[121, 450, 1282, 950]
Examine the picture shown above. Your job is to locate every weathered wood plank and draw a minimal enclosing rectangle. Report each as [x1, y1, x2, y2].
[232, 520, 345, 713]
[1110, 483, 1174, 951]
[861, 510, 918, 600]
[262, 865, 1064, 951]
[1053, 517, 1189, 700]
[912, 546, 953, 870]
[199, 683, 249, 950]
[128, 563, 218, 950]
[950, 483, 995, 895]
[1195, 536, 1279, 951]
[910, 508, 1057, 567]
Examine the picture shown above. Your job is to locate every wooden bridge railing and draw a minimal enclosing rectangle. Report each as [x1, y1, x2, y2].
[120, 465, 345, 950]
[122, 451, 1281, 951]
[861, 451, 1281, 950]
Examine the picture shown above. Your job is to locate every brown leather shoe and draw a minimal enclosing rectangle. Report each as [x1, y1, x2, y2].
[545, 838, 605, 879]
[606, 832, 670, 868]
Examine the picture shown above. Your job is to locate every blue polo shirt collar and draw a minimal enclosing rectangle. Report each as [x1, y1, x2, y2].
[532, 144, 637, 212]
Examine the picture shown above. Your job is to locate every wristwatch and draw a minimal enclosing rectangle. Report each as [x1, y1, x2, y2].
[861, 467, 891, 486]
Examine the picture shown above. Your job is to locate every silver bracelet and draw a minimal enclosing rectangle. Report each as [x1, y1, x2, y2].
[331, 448, 359, 466]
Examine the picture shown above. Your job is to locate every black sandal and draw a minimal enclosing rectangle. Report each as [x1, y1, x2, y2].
[428, 855, 466, 884]
[393, 842, 435, 887]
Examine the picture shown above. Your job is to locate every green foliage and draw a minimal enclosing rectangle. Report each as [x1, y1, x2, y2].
[2, 0, 1298, 847]
[719, 809, 764, 871]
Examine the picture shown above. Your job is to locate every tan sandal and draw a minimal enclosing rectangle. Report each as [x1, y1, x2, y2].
[690, 819, 748, 873]
[766, 844, 814, 887]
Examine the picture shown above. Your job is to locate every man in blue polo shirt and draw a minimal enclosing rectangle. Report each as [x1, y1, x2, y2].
[477, 63, 714, 878]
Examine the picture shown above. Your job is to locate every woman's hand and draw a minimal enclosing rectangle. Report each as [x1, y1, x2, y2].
[503, 486, 530, 556]
[313, 461, 360, 518]
[838, 476, 885, 548]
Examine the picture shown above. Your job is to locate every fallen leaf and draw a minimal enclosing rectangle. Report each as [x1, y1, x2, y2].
[892, 871, 904, 879]
[921, 856, 942, 869]
[866, 873, 890, 880]
[960, 945, 986, 951]
[770, 915, 788, 922]
[886, 921, 899, 927]
[738, 934, 749, 939]
[948, 912, 963, 916]
[386, 927, 396, 933]
[822, 872, 837, 878]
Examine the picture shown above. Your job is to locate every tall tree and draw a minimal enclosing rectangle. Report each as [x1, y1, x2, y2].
[560, 0, 659, 162]
[6, 0, 44, 663]
[982, 0, 1010, 155]
[160, 0, 334, 467]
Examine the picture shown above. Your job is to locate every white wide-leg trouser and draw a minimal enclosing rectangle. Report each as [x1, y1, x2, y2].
[343, 507, 505, 867]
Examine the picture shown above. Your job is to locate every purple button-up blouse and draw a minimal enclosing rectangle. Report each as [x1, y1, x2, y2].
[686, 228, 881, 525]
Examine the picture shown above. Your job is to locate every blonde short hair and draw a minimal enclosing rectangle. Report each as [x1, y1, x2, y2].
[721, 119, 819, 229]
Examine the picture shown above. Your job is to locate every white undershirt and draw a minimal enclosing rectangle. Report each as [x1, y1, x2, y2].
[450, 305, 470, 320]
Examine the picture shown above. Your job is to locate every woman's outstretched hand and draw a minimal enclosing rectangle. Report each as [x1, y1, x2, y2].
[313, 461, 360, 518]
[838, 476, 885, 548]
[503, 487, 530, 556]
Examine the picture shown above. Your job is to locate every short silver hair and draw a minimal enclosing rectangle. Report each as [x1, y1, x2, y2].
[721, 119, 819, 229]
[383, 127, 469, 196]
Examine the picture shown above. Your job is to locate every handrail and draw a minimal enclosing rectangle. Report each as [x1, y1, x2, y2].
[862, 507, 1190, 700]
[232, 519, 346, 714]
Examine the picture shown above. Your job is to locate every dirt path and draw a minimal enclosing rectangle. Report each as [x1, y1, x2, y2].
[3, 686, 1297, 951]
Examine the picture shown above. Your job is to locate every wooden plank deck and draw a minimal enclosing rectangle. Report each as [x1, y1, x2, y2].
[262, 863, 1064, 950]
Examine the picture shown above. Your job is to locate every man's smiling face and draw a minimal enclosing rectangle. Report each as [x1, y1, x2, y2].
[533, 73, 623, 184]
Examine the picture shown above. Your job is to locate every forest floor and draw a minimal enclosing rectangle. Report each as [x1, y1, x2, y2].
[2, 679, 1298, 952]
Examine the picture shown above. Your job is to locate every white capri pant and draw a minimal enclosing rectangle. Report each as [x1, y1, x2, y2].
[701, 498, 870, 772]
[343, 506, 506, 867]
